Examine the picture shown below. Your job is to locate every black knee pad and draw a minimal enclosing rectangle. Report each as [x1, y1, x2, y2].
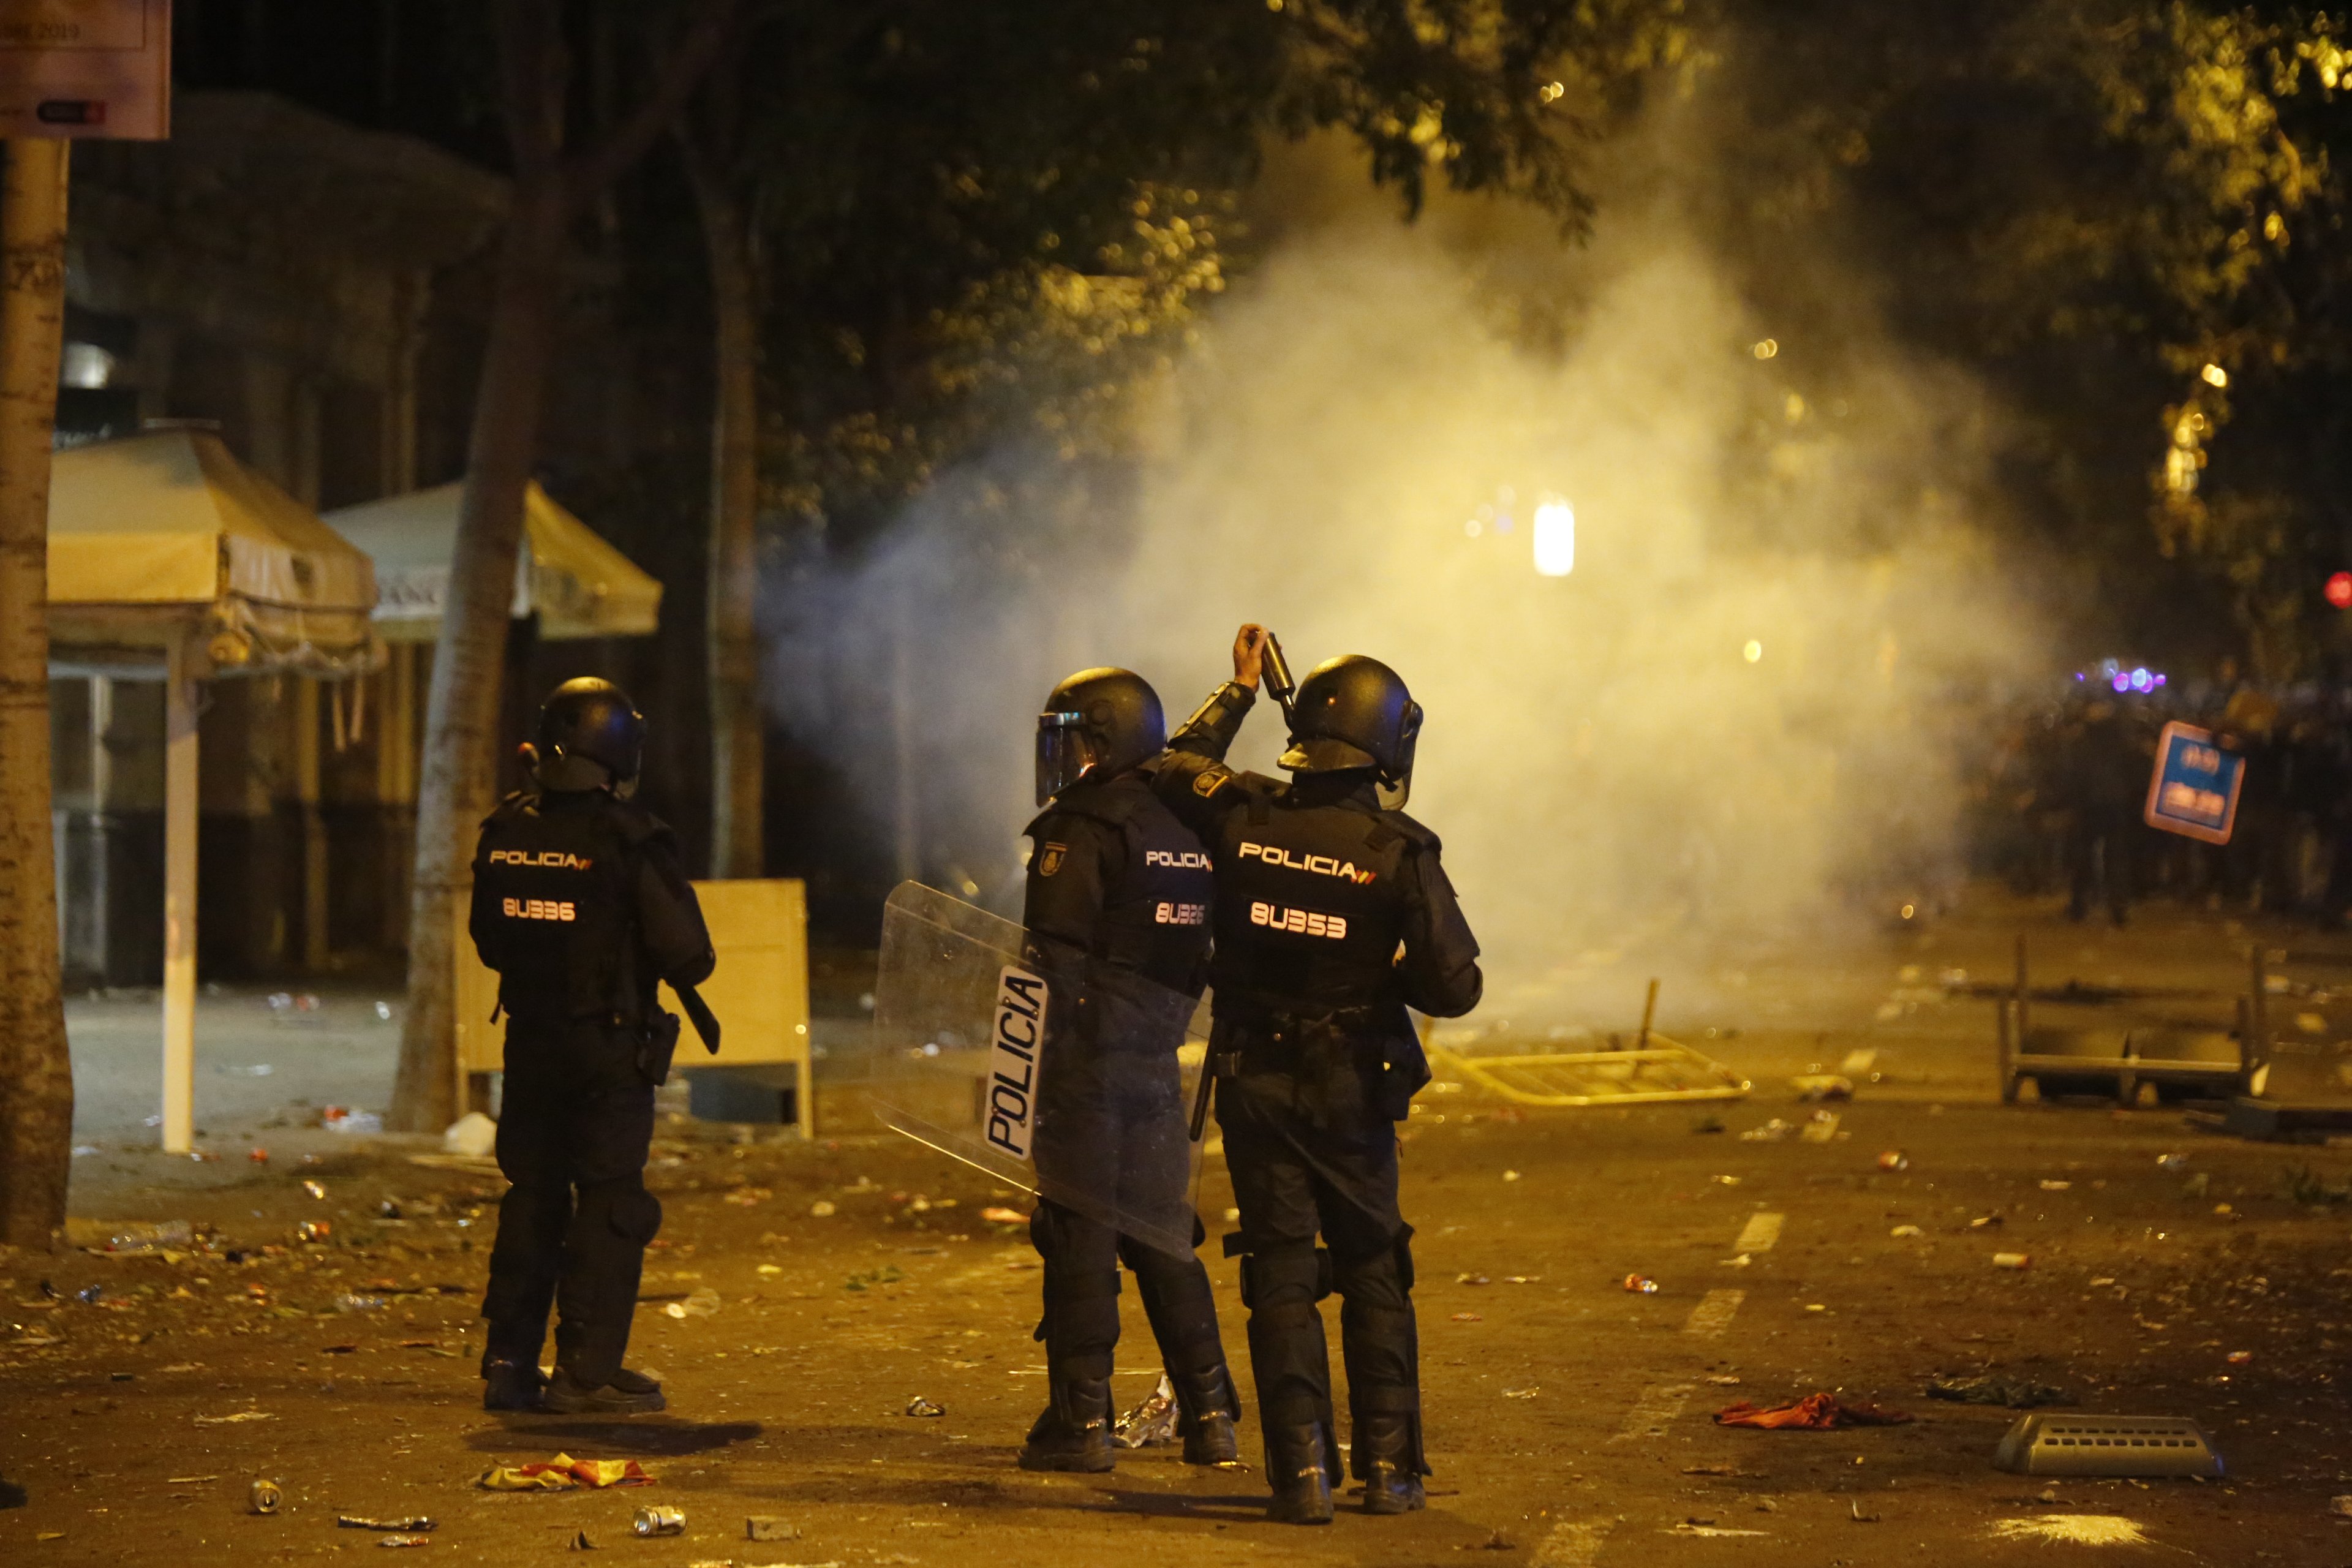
[1238, 1243, 1326, 1311]
[1330, 1229, 1414, 1308]
[583, 1180, 662, 1248]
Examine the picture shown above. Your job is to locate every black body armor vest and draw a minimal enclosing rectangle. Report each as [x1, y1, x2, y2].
[1027, 772, 1216, 997]
[472, 791, 646, 1022]
[1204, 780, 1423, 1016]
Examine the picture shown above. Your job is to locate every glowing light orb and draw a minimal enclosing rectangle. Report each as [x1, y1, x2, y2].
[1742, 639, 1763, 663]
[2328, 571, 2352, 608]
[1532, 497, 1575, 576]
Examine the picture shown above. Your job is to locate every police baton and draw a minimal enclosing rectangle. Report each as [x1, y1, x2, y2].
[1187, 1058, 1216, 1143]
[677, 984, 722, 1054]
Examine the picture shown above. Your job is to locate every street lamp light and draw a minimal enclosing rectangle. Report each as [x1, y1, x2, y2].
[1533, 496, 1574, 576]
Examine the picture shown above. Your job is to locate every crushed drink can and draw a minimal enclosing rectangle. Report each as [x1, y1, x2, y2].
[633, 1506, 685, 1537]
[1620, 1273, 1659, 1294]
[250, 1479, 283, 1514]
[1992, 1252, 2031, 1270]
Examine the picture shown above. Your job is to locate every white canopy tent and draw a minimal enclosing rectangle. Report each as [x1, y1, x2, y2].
[323, 479, 661, 643]
[46, 428, 379, 1154]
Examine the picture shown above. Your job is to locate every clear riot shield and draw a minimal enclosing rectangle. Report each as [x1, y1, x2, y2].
[871, 881, 1207, 1259]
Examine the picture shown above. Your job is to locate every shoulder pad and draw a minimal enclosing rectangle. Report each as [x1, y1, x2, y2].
[605, 796, 674, 850]
[480, 790, 537, 831]
[1042, 775, 1152, 831]
[1380, 809, 1442, 853]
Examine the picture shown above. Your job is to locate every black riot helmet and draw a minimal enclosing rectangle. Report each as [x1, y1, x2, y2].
[1036, 667, 1166, 805]
[1278, 654, 1422, 801]
[533, 677, 645, 792]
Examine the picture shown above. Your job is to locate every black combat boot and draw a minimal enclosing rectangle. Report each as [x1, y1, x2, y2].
[1264, 1422, 1336, 1525]
[1018, 1374, 1115, 1472]
[541, 1366, 665, 1415]
[1355, 1410, 1426, 1514]
[481, 1358, 545, 1412]
[1172, 1364, 1242, 1466]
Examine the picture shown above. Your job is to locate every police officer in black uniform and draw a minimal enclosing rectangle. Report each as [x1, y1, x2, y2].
[470, 678, 715, 1415]
[1014, 646, 1260, 1471]
[1152, 639, 1482, 1525]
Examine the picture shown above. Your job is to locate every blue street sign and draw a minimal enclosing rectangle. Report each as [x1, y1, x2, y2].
[2143, 721, 2245, 843]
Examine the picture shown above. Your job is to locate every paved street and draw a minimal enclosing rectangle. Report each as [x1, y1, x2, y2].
[7, 888, 2352, 1564]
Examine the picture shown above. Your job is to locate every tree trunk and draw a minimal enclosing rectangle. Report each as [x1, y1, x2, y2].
[691, 159, 763, 880]
[386, 187, 566, 1134]
[0, 140, 74, 1248]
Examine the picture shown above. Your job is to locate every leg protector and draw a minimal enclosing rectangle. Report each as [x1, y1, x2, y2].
[481, 1179, 570, 1373]
[1334, 1234, 1426, 1477]
[552, 1177, 660, 1389]
[1238, 1244, 1338, 1481]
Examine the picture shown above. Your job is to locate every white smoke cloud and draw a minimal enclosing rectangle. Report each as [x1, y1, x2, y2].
[769, 121, 2045, 1031]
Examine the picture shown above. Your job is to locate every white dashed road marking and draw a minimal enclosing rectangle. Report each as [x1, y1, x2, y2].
[1733, 1212, 1785, 1254]
[1533, 1519, 1617, 1567]
[1683, 1288, 1746, 1339]
[1610, 1381, 1694, 1442]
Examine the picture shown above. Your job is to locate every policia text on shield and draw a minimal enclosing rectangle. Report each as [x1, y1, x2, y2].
[467, 678, 718, 1417]
[1153, 629, 1483, 1525]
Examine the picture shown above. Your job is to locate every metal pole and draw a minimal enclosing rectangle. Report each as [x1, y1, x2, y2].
[1636, 977, 1659, 1052]
[160, 633, 198, 1154]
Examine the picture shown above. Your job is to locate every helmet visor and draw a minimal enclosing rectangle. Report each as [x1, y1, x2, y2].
[1036, 710, 1091, 805]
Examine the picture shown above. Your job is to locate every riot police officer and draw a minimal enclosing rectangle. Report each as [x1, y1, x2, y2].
[1014, 644, 1259, 1471]
[1152, 641, 1482, 1524]
[470, 678, 715, 1415]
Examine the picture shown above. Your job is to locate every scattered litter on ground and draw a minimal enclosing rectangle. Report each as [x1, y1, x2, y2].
[377, 1536, 430, 1549]
[442, 1113, 497, 1158]
[250, 1479, 282, 1513]
[665, 1287, 722, 1319]
[1457, 1272, 1490, 1285]
[2039, 1180, 2071, 1191]
[903, 1395, 944, 1418]
[303, 1180, 328, 1200]
[1970, 1215, 2003, 1230]
[1994, 1414, 2222, 1477]
[1890, 1224, 1924, 1238]
[809, 1200, 837, 1218]
[1691, 1114, 1726, 1134]
[978, 1206, 1024, 1224]
[2225, 1350, 2252, 1365]
[1703, 1375, 1742, 1387]
[1799, 1111, 1842, 1143]
[476, 1454, 653, 1491]
[632, 1506, 686, 1537]
[1714, 1393, 1913, 1430]
[1667, 1521, 1768, 1538]
[1502, 1169, 1521, 1182]
[67, 1218, 193, 1253]
[569, 1531, 597, 1551]
[1877, 1151, 1908, 1171]
[1850, 1499, 1880, 1523]
[1993, 1253, 2032, 1270]
[1792, 1074, 1853, 1101]
[1451, 1311, 1483, 1322]
[1843, 1046, 1882, 1074]
[325, 1109, 384, 1136]
[336, 1294, 388, 1312]
[298, 1221, 333, 1243]
[1926, 1375, 2071, 1409]
[194, 1409, 274, 1426]
[1621, 1275, 1659, 1294]
[747, 1517, 801, 1542]
[1740, 1119, 1794, 1142]
[845, 1267, 903, 1292]
[2157, 1153, 2188, 1172]
[1989, 1516, 2149, 1546]
[340, 1517, 436, 1532]
[2331, 1495, 2352, 1519]
[1719, 1253, 1752, 1268]
[1502, 1387, 1539, 1399]
[1112, 1373, 1177, 1446]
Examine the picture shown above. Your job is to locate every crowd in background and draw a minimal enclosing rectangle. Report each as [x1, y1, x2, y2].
[1966, 669, 2352, 928]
